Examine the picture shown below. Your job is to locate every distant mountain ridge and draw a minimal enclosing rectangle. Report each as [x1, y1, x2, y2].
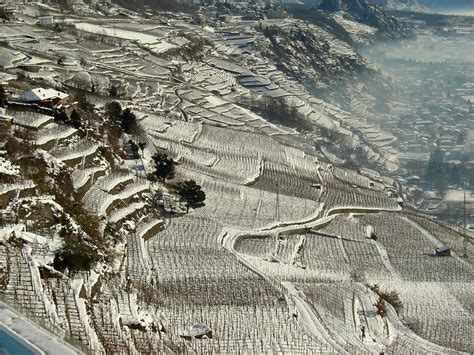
[318, 0, 413, 38]
[372, 0, 428, 12]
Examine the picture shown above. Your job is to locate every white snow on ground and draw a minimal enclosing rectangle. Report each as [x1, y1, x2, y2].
[84, 180, 149, 216]
[0, 10, 469, 354]
[0, 302, 80, 354]
[0, 227, 62, 265]
[0, 158, 20, 176]
[36, 124, 77, 146]
[94, 172, 134, 192]
[205, 95, 227, 107]
[11, 112, 53, 129]
[0, 225, 25, 242]
[71, 166, 106, 190]
[283, 282, 348, 353]
[75, 22, 158, 44]
[334, 16, 378, 37]
[23, 244, 60, 324]
[149, 42, 177, 54]
[136, 218, 164, 239]
[0, 180, 35, 195]
[51, 142, 100, 163]
[70, 278, 102, 352]
[109, 202, 146, 223]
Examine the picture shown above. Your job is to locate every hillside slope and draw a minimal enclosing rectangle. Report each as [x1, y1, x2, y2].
[0, 2, 472, 354]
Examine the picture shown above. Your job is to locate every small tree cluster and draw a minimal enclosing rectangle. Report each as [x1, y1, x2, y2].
[244, 95, 312, 131]
[175, 180, 205, 212]
[70, 109, 82, 128]
[150, 152, 175, 182]
[120, 108, 137, 134]
[53, 212, 100, 274]
[109, 84, 118, 97]
[75, 91, 94, 112]
[104, 101, 122, 123]
[5, 135, 33, 159]
[53, 236, 99, 273]
[374, 296, 387, 317]
[53, 108, 82, 128]
[103, 101, 138, 134]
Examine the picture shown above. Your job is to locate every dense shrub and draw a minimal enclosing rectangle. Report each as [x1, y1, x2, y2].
[175, 180, 205, 212]
[369, 284, 403, 316]
[150, 152, 175, 181]
[53, 237, 98, 273]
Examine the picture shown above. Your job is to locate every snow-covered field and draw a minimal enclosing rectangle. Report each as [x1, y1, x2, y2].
[0, 7, 472, 355]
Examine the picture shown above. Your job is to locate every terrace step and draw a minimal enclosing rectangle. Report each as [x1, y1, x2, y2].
[35, 123, 79, 150]
[49, 138, 100, 168]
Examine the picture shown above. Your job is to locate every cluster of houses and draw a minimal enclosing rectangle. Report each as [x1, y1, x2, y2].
[387, 65, 474, 186]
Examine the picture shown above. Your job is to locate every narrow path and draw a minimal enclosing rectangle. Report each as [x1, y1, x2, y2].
[371, 239, 400, 279]
[174, 86, 189, 122]
[282, 282, 348, 354]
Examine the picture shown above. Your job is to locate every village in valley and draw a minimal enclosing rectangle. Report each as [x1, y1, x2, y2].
[0, 0, 473, 353]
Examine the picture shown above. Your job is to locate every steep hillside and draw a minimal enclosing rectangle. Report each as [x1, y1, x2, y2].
[0, 3, 472, 354]
[319, 0, 414, 38]
[254, 19, 383, 99]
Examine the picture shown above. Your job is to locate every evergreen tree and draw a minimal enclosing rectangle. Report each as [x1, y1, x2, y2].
[129, 140, 140, 159]
[425, 148, 444, 180]
[120, 108, 137, 134]
[54, 108, 69, 124]
[0, 86, 6, 107]
[425, 148, 446, 192]
[175, 180, 205, 212]
[151, 153, 175, 181]
[104, 101, 122, 124]
[109, 85, 118, 97]
[449, 165, 462, 186]
[70, 109, 82, 129]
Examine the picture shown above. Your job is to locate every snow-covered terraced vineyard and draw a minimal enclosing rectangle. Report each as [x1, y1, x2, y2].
[2, 106, 472, 353]
[0, 9, 472, 355]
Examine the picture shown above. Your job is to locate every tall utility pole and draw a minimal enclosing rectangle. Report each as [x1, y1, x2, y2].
[276, 182, 280, 222]
[463, 193, 468, 257]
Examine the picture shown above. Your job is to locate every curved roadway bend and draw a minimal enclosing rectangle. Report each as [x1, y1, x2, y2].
[220, 205, 462, 354]
[174, 86, 189, 122]
[282, 282, 349, 353]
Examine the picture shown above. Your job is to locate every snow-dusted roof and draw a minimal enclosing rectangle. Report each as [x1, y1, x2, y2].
[22, 88, 69, 102]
